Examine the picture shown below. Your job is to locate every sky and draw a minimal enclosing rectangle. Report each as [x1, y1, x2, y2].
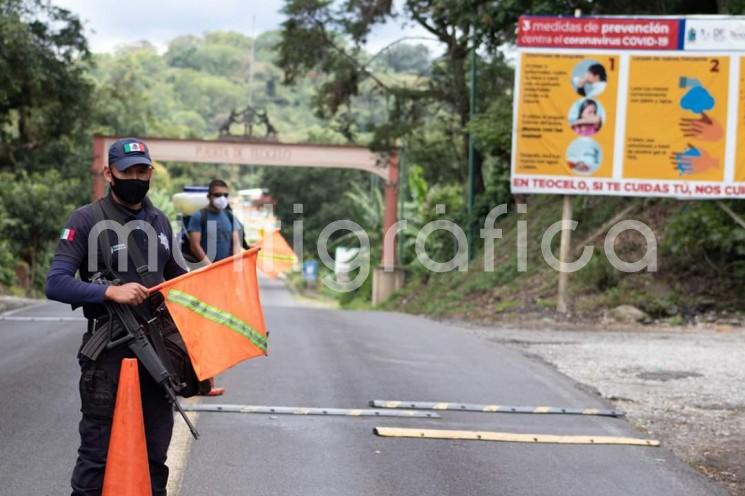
[51, 0, 439, 54]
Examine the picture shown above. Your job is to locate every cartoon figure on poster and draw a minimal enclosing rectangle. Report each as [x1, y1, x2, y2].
[568, 98, 604, 136]
[566, 137, 602, 176]
[673, 76, 722, 176]
[571, 60, 607, 98]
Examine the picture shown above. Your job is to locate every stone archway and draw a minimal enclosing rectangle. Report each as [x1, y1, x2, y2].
[90, 135, 403, 303]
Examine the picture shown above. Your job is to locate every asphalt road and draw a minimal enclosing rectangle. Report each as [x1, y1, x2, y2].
[0, 280, 725, 496]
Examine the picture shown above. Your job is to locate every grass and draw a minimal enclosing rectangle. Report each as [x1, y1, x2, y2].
[385, 195, 744, 323]
[494, 299, 520, 313]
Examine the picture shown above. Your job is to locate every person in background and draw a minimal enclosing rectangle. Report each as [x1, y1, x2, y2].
[187, 178, 243, 396]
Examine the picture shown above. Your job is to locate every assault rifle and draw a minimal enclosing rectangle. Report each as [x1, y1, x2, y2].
[85, 274, 200, 440]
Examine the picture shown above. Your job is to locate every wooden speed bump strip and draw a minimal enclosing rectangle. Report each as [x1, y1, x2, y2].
[181, 404, 440, 418]
[373, 427, 660, 447]
[371, 400, 625, 418]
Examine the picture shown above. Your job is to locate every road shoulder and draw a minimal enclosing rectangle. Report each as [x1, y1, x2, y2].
[456, 320, 744, 496]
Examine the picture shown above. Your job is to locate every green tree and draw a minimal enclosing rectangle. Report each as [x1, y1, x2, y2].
[165, 32, 251, 80]
[91, 44, 193, 138]
[0, 1, 93, 289]
[260, 166, 370, 255]
[0, 170, 80, 292]
[275, 0, 579, 192]
[0, 0, 91, 173]
[374, 43, 431, 75]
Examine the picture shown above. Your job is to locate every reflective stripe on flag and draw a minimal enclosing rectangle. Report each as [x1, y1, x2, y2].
[167, 289, 267, 352]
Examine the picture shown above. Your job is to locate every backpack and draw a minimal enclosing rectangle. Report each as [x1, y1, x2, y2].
[179, 208, 250, 263]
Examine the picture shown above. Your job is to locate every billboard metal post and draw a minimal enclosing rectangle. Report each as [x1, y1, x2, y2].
[467, 27, 477, 261]
[557, 195, 573, 314]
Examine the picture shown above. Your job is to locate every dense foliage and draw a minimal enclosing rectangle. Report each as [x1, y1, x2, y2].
[0, 0, 92, 289]
[3, 0, 745, 311]
[0, 1, 422, 293]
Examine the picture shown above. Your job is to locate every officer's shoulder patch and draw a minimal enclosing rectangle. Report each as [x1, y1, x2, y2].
[58, 203, 99, 244]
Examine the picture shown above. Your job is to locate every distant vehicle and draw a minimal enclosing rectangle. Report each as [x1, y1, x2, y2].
[232, 188, 279, 245]
[334, 247, 360, 283]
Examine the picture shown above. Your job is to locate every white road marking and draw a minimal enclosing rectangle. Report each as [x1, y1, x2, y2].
[166, 406, 199, 496]
[0, 316, 86, 321]
[0, 301, 49, 317]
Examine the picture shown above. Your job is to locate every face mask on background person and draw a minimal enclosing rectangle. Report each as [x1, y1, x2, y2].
[212, 195, 229, 210]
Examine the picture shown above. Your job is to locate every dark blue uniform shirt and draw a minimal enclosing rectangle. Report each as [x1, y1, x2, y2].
[45, 193, 186, 319]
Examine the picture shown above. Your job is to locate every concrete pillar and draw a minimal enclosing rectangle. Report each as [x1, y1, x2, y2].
[381, 152, 399, 269]
[91, 136, 106, 201]
[372, 267, 404, 306]
[373, 152, 403, 305]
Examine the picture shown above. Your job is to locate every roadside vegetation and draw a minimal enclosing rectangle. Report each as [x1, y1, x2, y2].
[384, 195, 745, 325]
[3, 0, 745, 324]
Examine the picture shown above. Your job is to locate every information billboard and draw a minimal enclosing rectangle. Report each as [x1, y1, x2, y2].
[512, 16, 745, 199]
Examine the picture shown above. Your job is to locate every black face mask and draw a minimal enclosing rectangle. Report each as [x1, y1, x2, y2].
[110, 176, 150, 205]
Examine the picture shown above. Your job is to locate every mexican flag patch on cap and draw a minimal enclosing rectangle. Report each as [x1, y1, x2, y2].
[60, 228, 76, 241]
[123, 142, 145, 153]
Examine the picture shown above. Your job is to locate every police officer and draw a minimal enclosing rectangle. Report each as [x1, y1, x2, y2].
[46, 138, 186, 496]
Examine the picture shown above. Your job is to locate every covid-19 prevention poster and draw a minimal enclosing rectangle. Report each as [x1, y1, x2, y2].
[511, 16, 745, 199]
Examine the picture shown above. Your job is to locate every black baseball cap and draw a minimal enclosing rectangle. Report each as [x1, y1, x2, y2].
[108, 138, 153, 171]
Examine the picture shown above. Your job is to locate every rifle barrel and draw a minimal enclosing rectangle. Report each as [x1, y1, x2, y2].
[107, 300, 200, 440]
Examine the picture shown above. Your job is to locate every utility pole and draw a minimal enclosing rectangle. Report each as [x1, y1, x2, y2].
[467, 26, 477, 260]
[248, 15, 256, 105]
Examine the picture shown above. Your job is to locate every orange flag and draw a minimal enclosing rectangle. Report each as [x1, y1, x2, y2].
[256, 229, 298, 279]
[150, 246, 267, 380]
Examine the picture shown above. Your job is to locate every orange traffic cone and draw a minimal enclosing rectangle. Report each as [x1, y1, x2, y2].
[102, 358, 152, 496]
